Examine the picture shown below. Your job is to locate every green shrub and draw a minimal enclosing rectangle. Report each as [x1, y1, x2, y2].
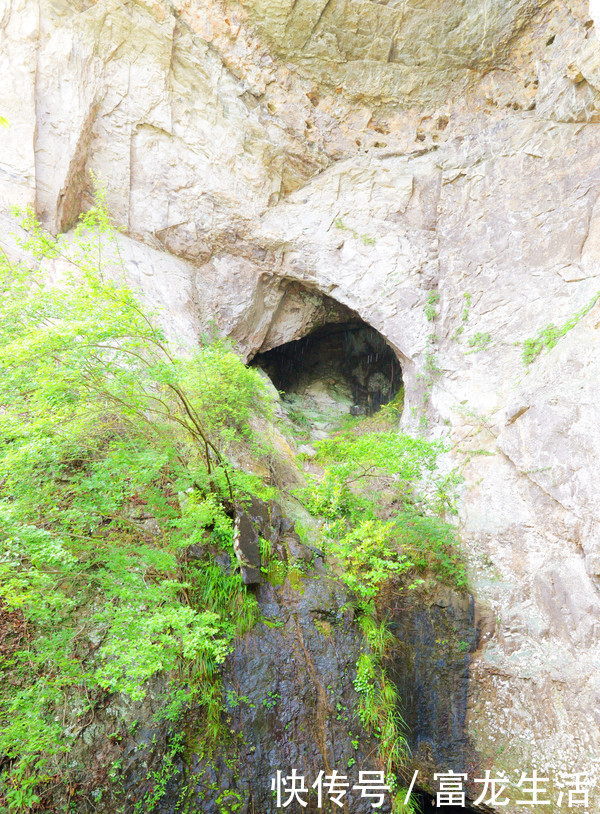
[298, 429, 464, 591]
[424, 291, 439, 322]
[0, 195, 271, 808]
[330, 519, 414, 599]
[466, 331, 492, 352]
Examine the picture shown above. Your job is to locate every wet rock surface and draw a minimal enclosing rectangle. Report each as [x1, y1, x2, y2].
[127, 570, 477, 814]
[66, 500, 477, 813]
[233, 505, 263, 585]
[383, 586, 478, 787]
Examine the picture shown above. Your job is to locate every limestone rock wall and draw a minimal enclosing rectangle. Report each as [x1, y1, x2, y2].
[2, 0, 600, 808]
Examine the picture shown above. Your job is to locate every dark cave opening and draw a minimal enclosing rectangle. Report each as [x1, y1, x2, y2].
[413, 788, 483, 813]
[252, 320, 403, 418]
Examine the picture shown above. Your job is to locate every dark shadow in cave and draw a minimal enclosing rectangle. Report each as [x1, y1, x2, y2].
[413, 788, 486, 813]
[252, 320, 403, 417]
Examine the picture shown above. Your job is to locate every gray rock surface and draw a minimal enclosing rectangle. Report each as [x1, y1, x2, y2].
[116, 572, 475, 813]
[56, 503, 475, 814]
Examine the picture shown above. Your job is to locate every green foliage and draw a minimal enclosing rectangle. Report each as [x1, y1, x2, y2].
[359, 610, 395, 656]
[353, 612, 422, 814]
[424, 344, 442, 378]
[259, 535, 287, 585]
[315, 429, 440, 479]
[462, 292, 472, 322]
[392, 789, 422, 814]
[95, 603, 227, 701]
[424, 291, 439, 322]
[522, 290, 600, 364]
[302, 468, 355, 520]
[134, 732, 186, 813]
[299, 429, 464, 593]
[216, 788, 246, 814]
[392, 511, 466, 588]
[0, 187, 469, 811]
[261, 690, 281, 710]
[225, 690, 254, 710]
[334, 217, 376, 246]
[419, 290, 442, 423]
[353, 615, 409, 775]
[466, 331, 492, 353]
[297, 422, 466, 800]
[376, 386, 405, 422]
[182, 342, 272, 452]
[330, 520, 415, 599]
[286, 406, 312, 439]
[0, 196, 271, 808]
[451, 292, 472, 341]
[308, 430, 453, 516]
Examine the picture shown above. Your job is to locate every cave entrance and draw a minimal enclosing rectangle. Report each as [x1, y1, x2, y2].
[252, 320, 403, 434]
[413, 789, 485, 813]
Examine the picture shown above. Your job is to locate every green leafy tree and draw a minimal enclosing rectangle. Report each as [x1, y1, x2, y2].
[0, 193, 269, 809]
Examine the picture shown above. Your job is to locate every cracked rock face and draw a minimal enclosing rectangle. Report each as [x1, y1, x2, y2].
[243, 0, 547, 106]
[2, 0, 600, 808]
[101, 569, 474, 814]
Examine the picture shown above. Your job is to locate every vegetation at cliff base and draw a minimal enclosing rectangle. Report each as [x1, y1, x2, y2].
[0, 200, 271, 810]
[300, 428, 465, 594]
[0, 194, 467, 814]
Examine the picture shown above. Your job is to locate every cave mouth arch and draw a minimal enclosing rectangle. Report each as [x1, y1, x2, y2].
[251, 319, 403, 420]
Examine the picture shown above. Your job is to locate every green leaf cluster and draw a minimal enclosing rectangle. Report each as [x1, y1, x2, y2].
[424, 290, 439, 322]
[299, 429, 465, 595]
[330, 520, 414, 600]
[0, 197, 270, 808]
[352, 612, 413, 811]
[466, 331, 492, 353]
[522, 290, 600, 365]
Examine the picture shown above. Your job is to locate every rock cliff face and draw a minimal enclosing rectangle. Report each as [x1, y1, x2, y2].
[152, 570, 475, 814]
[3, 0, 600, 809]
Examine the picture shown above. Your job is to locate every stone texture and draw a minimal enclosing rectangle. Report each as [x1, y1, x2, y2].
[55, 506, 475, 814]
[243, 0, 550, 106]
[0, 0, 38, 209]
[233, 508, 262, 585]
[114, 571, 475, 814]
[3, 0, 600, 809]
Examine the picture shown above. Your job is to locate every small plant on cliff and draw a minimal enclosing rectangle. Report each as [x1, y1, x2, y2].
[353, 611, 420, 814]
[418, 290, 442, 428]
[354, 650, 407, 766]
[424, 291, 439, 322]
[300, 429, 464, 590]
[466, 331, 492, 353]
[334, 216, 376, 246]
[451, 292, 472, 341]
[522, 289, 600, 364]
